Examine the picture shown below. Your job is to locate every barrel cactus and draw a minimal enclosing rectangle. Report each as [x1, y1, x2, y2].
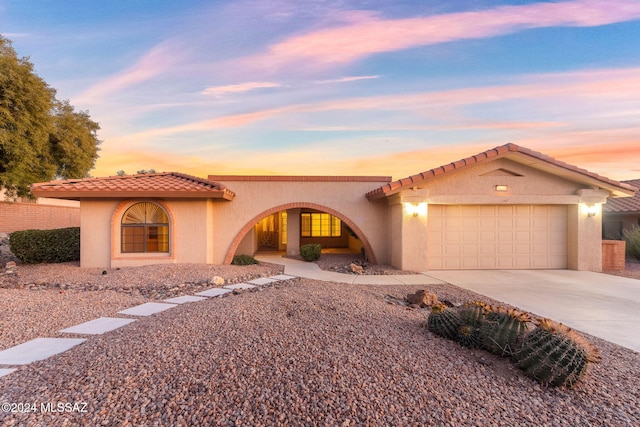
[458, 301, 489, 326]
[457, 324, 482, 348]
[427, 303, 462, 340]
[480, 306, 531, 357]
[513, 319, 600, 388]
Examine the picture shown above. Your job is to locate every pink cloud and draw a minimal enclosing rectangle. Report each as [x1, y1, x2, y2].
[242, 0, 640, 71]
[104, 65, 640, 144]
[314, 75, 380, 84]
[75, 41, 184, 103]
[202, 81, 282, 96]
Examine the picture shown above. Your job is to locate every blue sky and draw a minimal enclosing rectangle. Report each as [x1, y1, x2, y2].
[2, 0, 639, 180]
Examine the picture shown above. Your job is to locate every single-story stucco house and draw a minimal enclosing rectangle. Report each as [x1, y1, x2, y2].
[31, 143, 637, 272]
[602, 178, 640, 239]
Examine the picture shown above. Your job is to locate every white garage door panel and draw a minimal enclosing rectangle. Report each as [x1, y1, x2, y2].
[428, 205, 567, 270]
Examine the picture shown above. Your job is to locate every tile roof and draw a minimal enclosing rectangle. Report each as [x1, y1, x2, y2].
[603, 179, 640, 213]
[31, 172, 235, 200]
[209, 175, 392, 182]
[366, 143, 637, 200]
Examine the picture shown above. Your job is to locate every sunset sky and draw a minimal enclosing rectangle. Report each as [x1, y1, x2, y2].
[2, 0, 639, 181]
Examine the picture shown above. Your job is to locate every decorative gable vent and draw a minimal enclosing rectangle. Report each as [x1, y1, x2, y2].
[479, 168, 523, 177]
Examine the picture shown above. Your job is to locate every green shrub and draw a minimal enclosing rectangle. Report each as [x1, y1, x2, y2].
[231, 254, 259, 265]
[9, 227, 80, 264]
[623, 225, 640, 260]
[300, 244, 322, 262]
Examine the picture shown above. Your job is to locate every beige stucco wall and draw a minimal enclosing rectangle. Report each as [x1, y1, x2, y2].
[77, 160, 611, 272]
[78, 179, 389, 268]
[210, 178, 390, 265]
[80, 200, 118, 268]
[80, 199, 222, 268]
[236, 228, 257, 256]
[386, 159, 608, 272]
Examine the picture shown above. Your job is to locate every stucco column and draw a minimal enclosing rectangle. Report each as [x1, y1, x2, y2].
[388, 193, 429, 271]
[567, 189, 607, 271]
[286, 208, 301, 256]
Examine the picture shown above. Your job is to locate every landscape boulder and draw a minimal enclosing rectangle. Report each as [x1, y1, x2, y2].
[406, 290, 438, 308]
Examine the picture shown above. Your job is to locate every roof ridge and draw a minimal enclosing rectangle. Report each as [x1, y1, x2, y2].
[169, 172, 230, 190]
[31, 172, 236, 200]
[366, 143, 636, 200]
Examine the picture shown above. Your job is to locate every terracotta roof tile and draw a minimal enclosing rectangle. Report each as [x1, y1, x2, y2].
[365, 143, 636, 200]
[31, 172, 235, 200]
[603, 179, 640, 213]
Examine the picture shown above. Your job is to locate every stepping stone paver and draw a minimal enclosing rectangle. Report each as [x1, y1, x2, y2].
[0, 273, 297, 375]
[223, 283, 256, 290]
[163, 295, 208, 304]
[0, 368, 17, 378]
[0, 338, 86, 365]
[118, 302, 177, 317]
[59, 317, 137, 335]
[196, 288, 233, 297]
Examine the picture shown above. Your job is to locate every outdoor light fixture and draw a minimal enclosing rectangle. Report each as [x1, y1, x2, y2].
[405, 202, 427, 217]
[495, 185, 508, 192]
[587, 204, 598, 217]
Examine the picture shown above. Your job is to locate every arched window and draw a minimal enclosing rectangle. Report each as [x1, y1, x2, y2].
[121, 202, 169, 253]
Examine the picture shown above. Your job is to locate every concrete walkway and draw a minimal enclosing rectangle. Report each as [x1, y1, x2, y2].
[257, 254, 640, 353]
[255, 254, 446, 285]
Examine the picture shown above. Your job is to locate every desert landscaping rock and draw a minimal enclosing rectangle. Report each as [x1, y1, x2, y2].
[406, 289, 439, 307]
[1, 275, 639, 425]
[0, 369, 16, 379]
[223, 283, 256, 290]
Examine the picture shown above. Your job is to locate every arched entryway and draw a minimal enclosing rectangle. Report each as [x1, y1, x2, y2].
[224, 202, 378, 265]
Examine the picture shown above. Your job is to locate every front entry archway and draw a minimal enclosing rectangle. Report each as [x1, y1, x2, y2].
[224, 202, 378, 265]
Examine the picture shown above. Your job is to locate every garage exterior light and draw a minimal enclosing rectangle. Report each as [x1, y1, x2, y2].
[404, 202, 427, 217]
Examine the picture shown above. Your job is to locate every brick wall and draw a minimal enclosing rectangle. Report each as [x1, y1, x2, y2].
[0, 201, 80, 233]
[602, 240, 626, 271]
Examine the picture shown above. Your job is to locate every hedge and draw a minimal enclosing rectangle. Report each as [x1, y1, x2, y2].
[231, 254, 259, 265]
[9, 227, 80, 264]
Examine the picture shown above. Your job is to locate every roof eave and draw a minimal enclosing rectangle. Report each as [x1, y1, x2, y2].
[31, 189, 235, 200]
[504, 151, 636, 198]
[366, 144, 637, 200]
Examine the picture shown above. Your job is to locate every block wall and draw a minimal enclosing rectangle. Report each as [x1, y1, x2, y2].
[0, 201, 80, 233]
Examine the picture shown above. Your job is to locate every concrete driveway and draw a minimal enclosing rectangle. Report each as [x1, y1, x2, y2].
[423, 270, 640, 353]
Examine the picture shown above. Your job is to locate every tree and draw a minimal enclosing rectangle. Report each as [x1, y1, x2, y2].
[115, 169, 156, 176]
[50, 100, 100, 178]
[0, 35, 100, 197]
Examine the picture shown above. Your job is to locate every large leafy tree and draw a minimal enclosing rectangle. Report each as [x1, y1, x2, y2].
[0, 35, 100, 197]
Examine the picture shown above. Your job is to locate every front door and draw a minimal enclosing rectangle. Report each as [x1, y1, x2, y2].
[257, 214, 278, 250]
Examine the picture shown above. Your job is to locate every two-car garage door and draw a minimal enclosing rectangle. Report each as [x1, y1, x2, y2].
[427, 205, 568, 270]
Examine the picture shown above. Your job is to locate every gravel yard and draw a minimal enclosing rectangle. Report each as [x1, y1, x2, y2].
[1, 259, 639, 425]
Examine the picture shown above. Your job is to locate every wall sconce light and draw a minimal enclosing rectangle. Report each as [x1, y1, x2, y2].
[405, 202, 427, 217]
[586, 204, 598, 217]
[495, 185, 508, 192]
